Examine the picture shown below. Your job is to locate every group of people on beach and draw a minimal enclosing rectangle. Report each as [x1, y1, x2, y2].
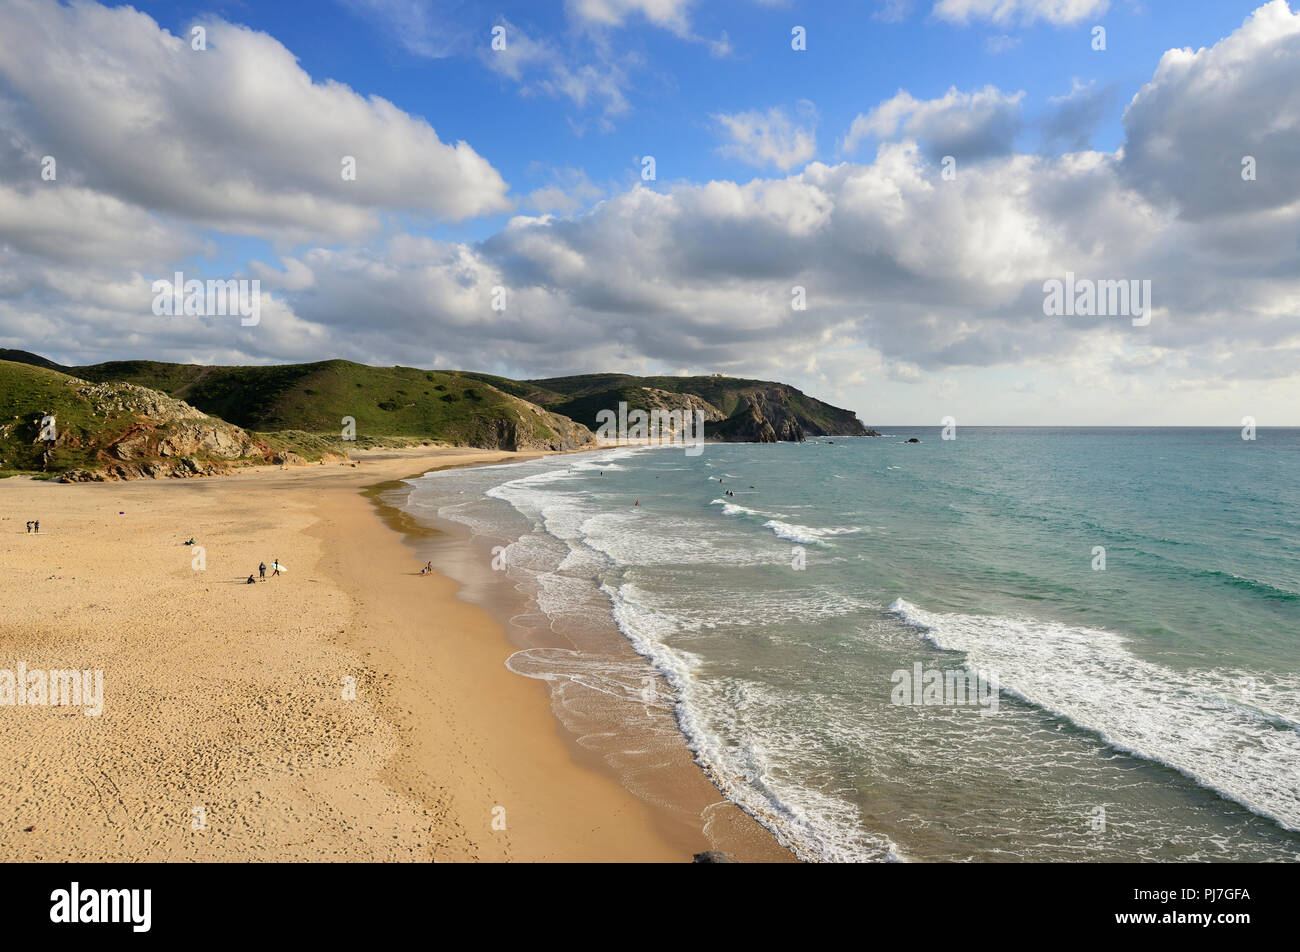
[24, 520, 40, 534]
[419, 561, 433, 575]
[246, 560, 282, 584]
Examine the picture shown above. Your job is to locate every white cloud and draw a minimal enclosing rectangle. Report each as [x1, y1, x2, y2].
[521, 167, 605, 213]
[0, 184, 201, 268]
[566, 0, 695, 35]
[212, 133, 1291, 386]
[1120, 0, 1300, 220]
[713, 105, 818, 171]
[483, 20, 634, 117]
[0, 0, 510, 242]
[841, 86, 1024, 160]
[932, 0, 1109, 26]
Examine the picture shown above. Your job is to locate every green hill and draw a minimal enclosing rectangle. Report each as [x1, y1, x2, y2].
[62, 359, 593, 451]
[0, 352, 872, 478]
[0, 349, 68, 373]
[0, 360, 310, 479]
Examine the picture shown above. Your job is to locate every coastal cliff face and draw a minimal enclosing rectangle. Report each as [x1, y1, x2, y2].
[637, 387, 727, 423]
[523, 374, 876, 445]
[0, 362, 345, 481]
[704, 388, 878, 443]
[485, 400, 596, 452]
[706, 389, 807, 443]
[53, 381, 316, 481]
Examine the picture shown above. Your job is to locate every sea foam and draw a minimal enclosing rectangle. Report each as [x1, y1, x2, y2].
[887, 598, 1300, 832]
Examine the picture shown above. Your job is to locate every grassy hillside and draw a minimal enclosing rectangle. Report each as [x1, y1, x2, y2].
[0, 352, 867, 476]
[0, 360, 116, 474]
[0, 360, 312, 478]
[67, 359, 592, 450]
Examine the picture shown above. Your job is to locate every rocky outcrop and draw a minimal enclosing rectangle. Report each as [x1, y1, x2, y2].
[705, 389, 806, 443]
[637, 387, 727, 423]
[52, 380, 339, 481]
[61, 457, 237, 482]
[708, 388, 880, 443]
[487, 401, 595, 452]
[528, 372, 878, 444]
[107, 420, 258, 462]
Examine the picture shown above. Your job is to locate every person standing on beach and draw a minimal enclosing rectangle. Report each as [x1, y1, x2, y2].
[271, 560, 280, 577]
[259, 561, 266, 580]
[33, 521, 39, 533]
[26, 521, 32, 534]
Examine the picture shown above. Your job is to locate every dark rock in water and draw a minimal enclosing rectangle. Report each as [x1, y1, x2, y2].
[692, 851, 738, 863]
[906, 437, 920, 443]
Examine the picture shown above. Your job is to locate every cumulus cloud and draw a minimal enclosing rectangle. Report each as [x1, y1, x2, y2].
[713, 104, 818, 171]
[0, 0, 510, 243]
[841, 86, 1024, 161]
[1120, 0, 1300, 220]
[182, 136, 1289, 384]
[520, 167, 605, 214]
[0, 184, 202, 268]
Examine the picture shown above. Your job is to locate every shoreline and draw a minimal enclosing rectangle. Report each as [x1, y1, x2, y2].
[0, 446, 792, 861]
[367, 453, 795, 862]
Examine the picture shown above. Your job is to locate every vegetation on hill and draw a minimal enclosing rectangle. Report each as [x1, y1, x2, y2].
[0, 360, 320, 479]
[68, 360, 592, 451]
[0, 349, 66, 373]
[0, 352, 872, 478]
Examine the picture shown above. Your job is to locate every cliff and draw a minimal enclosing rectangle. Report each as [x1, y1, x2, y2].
[511, 373, 877, 443]
[0, 361, 331, 480]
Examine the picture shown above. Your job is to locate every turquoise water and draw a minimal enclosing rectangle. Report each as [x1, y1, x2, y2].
[403, 429, 1300, 862]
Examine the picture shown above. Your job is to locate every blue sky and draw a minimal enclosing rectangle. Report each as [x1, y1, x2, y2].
[1, 0, 1298, 424]
[136, 0, 1264, 243]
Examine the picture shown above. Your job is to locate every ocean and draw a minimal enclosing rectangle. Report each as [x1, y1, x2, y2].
[392, 428, 1300, 862]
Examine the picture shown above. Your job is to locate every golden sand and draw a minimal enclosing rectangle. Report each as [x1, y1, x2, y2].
[0, 447, 791, 861]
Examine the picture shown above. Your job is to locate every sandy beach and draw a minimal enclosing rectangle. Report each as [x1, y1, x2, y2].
[0, 447, 791, 862]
